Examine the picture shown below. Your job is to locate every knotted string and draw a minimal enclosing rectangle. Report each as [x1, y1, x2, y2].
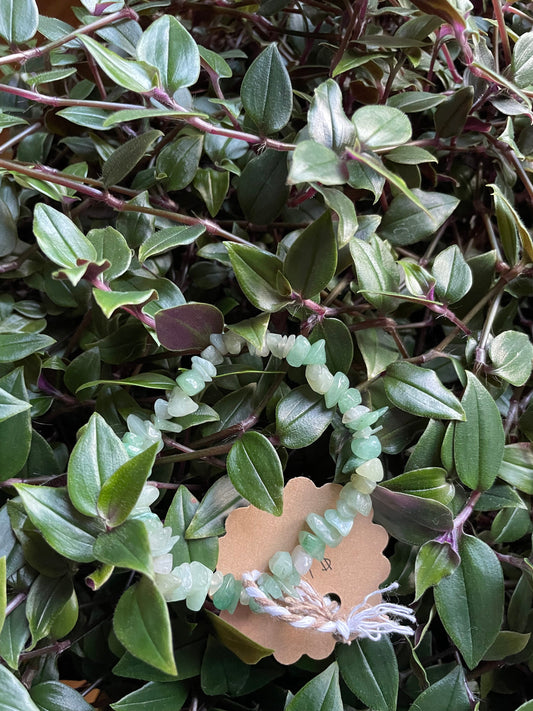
[242, 573, 416, 643]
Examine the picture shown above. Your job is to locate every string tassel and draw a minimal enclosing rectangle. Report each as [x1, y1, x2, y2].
[242, 575, 415, 644]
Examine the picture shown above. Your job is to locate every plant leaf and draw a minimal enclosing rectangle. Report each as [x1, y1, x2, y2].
[111, 681, 188, 711]
[372, 486, 453, 545]
[434, 534, 504, 668]
[29, 681, 94, 711]
[285, 661, 342, 711]
[0, 0, 38, 43]
[308, 79, 355, 152]
[97, 444, 158, 528]
[489, 330, 533, 386]
[276, 385, 334, 449]
[241, 44, 292, 134]
[15, 485, 103, 563]
[226, 431, 283, 515]
[408, 666, 470, 711]
[352, 105, 411, 149]
[226, 243, 290, 312]
[337, 637, 398, 711]
[80, 35, 158, 93]
[185, 476, 246, 539]
[0, 665, 40, 711]
[155, 302, 224, 353]
[93, 519, 153, 577]
[379, 189, 460, 246]
[384, 362, 465, 420]
[283, 212, 337, 298]
[93, 289, 158, 319]
[137, 15, 200, 92]
[454, 372, 505, 491]
[33, 203, 97, 268]
[102, 130, 162, 187]
[113, 576, 177, 676]
[68, 413, 129, 517]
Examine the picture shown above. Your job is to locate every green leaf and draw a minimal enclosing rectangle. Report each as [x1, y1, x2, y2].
[489, 183, 524, 265]
[199, 46, 232, 78]
[93, 288, 158, 319]
[80, 35, 158, 93]
[86, 226, 132, 281]
[276, 385, 334, 449]
[310, 317, 354, 375]
[113, 576, 177, 676]
[0, 602, 29, 669]
[33, 203, 97, 268]
[200, 635, 250, 696]
[103, 108, 206, 126]
[384, 362, 465, 420]
[352, 105, 411, 149]
[137, 15, 200, 92]
[337, 637, 398, 711]
[68, 412, 129, 516]
[385, 145, 437, 165]
[372, 486, 453, 545]
[483, 630, 531, 660]
[434, 534, 504, 668]
[15, 485, 103, 563]
[0, 376, 31, 480]
[491, 507, 531, 543]
[415, 540, 460, 599]
[454, 372, 504, 491]
[475, 484, 527, 511]
[382, 467, 454, 505]
[155, 302, 224, 353]
[356, 328, 399, 379]
[94, 519, 153, 576]
[241, 44, 292, 134]
[165, 486, 218, 568]
[0, 0, 38, 43]
[432, 245, 472, 304]
[379, 189, 459, 246]
[489, 330, 533, 386]
[388, 91, 446, 113]
[185, 476, 246, 539]
[193, 168, 229, 218]
[288, 140, 348, 186]
[0, 665, 40, 711]
[350, 234, 400, 313]
[111, 681, 188, 711]
[498, 444, 533, 494]
[29, 681, 94, 711]
[227, 313, 270, 351]
[77, 373, 177, 393]
[156, 135, 203, 191]
[0, 198, 17, 258]
[308, 79, 355, 152]
[286, 662, 342, 711]
[226, 243, 290, 312]
[512, 32, 533, 89]
[283, 212, 337, 297]
[0, 557, 5, 636]
[56, 106, 113, 131]
[26, 574, 73, 647]
[226, 431, 283, 515]
[313, 185, 358, 247]
[408, 666, 470, 711]
[103, 130, 162, 187]
[434, 87, 473, 138]
[139, 225, 206, 262]
[97, 443, 158, 527]
[237, 149, 289, 223]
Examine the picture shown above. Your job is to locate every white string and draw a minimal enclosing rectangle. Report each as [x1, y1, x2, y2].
[241, 574, 415, 644]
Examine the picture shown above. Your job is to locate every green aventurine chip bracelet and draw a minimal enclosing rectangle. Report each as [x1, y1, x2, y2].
[125, 330, 416, 643]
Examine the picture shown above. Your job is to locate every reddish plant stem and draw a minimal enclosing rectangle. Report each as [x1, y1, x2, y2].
[0, 157, 249, 244]
[0, 7, 138, 67]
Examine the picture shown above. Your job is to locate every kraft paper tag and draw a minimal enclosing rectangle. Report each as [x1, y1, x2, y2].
[216, 477, 390, 664]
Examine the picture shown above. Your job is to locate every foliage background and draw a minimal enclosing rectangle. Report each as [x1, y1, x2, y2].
[1, 0, 533, 709]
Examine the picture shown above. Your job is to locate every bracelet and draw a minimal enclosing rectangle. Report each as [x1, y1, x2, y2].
[123, 330, 416, 643]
